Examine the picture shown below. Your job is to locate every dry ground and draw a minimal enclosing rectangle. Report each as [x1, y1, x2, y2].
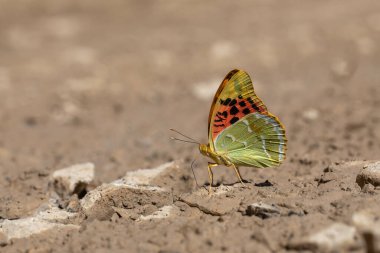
[0, 0, 380, 252]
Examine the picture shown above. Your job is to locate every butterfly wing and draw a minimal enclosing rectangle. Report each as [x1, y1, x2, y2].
[208, 69, 268, 148]
[214, 113, 287, 167]
[208, 69, 287, 167]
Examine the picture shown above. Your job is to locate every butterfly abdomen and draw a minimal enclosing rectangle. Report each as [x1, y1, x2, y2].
[212, 96, 267, 139]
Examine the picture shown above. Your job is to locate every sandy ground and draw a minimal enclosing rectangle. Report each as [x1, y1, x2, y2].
[0, 0, 380, 252]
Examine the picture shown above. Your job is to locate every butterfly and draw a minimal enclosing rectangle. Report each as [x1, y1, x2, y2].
[198, 69, 287, 192]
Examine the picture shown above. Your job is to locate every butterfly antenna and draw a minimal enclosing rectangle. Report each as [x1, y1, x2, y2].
[191, 157, 200, 188]
[170, 137, 199, 144]
[169, 128, 200, 144]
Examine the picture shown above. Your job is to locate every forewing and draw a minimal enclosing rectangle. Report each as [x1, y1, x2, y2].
[208, 69, 267, 149]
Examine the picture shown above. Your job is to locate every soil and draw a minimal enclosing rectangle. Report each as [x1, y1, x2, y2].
[0, 0, 380, 252]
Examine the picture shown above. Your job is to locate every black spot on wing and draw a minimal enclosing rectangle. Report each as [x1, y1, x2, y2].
[252, 103, 260, 111]
[238, 95, 243, 99]
[239, 101, 246, 107]
[230, 106, 239, 115]
[216, 114, 224, 121]
[223, 98, 231, 105]
[247, 97, 260, 111]
[243, 108, 251, 115]
[221, 111, 228, 118]
[229, 117, 239, 125]
[229, 99, 237, 106]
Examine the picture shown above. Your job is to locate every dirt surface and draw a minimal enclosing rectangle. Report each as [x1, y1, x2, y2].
[0, 0, 380, 252]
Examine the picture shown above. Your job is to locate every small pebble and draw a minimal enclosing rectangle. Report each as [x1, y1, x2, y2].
[356, 161, 380, 189]
[246, 202, 280, 219]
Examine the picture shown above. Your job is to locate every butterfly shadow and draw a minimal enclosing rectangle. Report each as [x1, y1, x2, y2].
[253, 180, 273, 187]
[203, 179, 253, 188]
[203, 180, 272, 186]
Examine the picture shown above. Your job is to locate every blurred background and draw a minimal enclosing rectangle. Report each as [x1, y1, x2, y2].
[0, 0, 379, 222]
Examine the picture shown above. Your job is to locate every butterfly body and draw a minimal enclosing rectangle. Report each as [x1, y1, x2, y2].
[199, 143, 231, 166]
[200, 69, 287, 192]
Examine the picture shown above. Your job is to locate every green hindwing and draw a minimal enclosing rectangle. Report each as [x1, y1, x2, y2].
[214, 113, 287, 167]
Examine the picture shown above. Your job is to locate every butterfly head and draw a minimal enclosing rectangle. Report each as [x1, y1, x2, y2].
[199, 143, 226, 165]
[199, 143, 210, 157]
[199, 143, 217, 159]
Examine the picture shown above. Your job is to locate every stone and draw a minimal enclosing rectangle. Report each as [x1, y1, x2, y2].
[302, 108, 319, 121]
[79, 162, 184, 220]
[0, 203, 81, 244]
[356, 161, 380, 189]
[361, 183, 376, 193]
[37, 207, 79, 224]
[51, 162, 95, 197]
[138, 205, 178, 221]
[0, 217, 79, 242]
[245, 202, 305, 219]
[307, 223, 358, 251]
[246, 203, 281, 219]
[246, 202, 305, 219]
[352, 209, 380, 253]
[80, 181, 172, 220]
[179, 185, 243, 216]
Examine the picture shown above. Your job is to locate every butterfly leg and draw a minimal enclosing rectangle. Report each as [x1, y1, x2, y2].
[231, 164, 246, 187]
[207, 162, 218, 194]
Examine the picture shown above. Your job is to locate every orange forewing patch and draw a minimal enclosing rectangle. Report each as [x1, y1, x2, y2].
[211, 96, 267, 140]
